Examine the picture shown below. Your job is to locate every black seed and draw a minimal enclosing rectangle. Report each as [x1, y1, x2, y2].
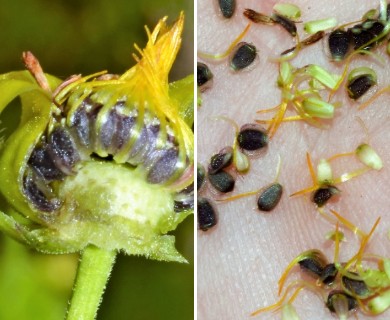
[230, 42, 257, 71]
[218, 0, 235, 18]
[342, 273, 370, 298]
[198, 197, 217, 231]
[208, 170, 235, 193]
[243, 9, 273, 24]
[197, 62, 213, 90]
[48, 127, 80, 175]
[237, 126, 268, 151]
[299, 257, 325, 278]
[387, 5, 390, 21]
[112, 113, 136, 151]
[100, 110, 118, 151]
[71, 102, 91, 147]
[328, 29, 351, 61]
[197, 164, 206, 191]
[347, 74, 376, 100]
[147, 148, 178, 184]
[208, 147, 233, 174]
[23, 174, 61, 212]
[174, 184, 194, 213]
[326, 290, 358, 313]
[28, 145, 65, 181]
[367, 21, 385, 37]
[349, 27, 375, 50]
[129, 124, 160, 165]
[312, 186, 339, 207]
[321, 263, 338, 285]
[271, 14, 297, 36]
[257, 183, 283, 212]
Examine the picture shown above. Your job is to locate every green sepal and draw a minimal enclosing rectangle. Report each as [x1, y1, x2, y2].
[169, 74, 194, 127]
[0, 72, 61, 222]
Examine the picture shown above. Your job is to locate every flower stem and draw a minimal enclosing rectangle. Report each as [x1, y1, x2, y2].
[66, 245, 117, 320]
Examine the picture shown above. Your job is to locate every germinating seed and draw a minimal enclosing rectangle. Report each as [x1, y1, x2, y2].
[298, 257, 325, 278]
[326, 290, 358, 313]
[197, 62, 213, 91]
[312, 186, 339, 207]
[328, 29, 351, 61]
[271, 14, 297, 36]
[257, 183, 283, 212]
[243, 9, 273, 24]
[218, 0, 236, 18]
[237, 125, 268, 151]
[347, 74, 376, 100]
[208, 170, 235, 193]
[230, 42, 257, 71]
[197, 163, 206, 191]
[342, 273, 370, 298]
[320, 263, 338, 285]
[198, 197, 217, 231]
[348, 20, 385, 51]
[208, 147, 233, 174]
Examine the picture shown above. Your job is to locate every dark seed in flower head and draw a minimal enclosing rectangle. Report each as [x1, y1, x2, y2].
[208, 147, 233, 174]
[23, 174, 61, 212]
[230, 42, 257, 71]
[237, 126, 268, 151]
[326, 290, 358, 313]
[197, 62, 213, 91]
[312, 186, 339, 207]
[147, 148, 178, 184]
[328, 29, 351, 61]
[28, 145, 65, 181]
[347, 74, 376, 100]
[48, 127, 80, 175]
[198, 197, 217, 231]
[218, 0, 235, 18]
[208, 170, 235, 193]
[257, 183, 283, 212]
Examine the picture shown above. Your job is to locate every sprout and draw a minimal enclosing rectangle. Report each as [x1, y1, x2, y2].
[317, 159, 333, 184]
[234, 148, 250, 173]
[367, 288, 390, 314]
[302, 97, 335, 119]
[273, 3, 301, 19]
[282, 303, 300, 320]
[355, 144, 383, 170]
[304, 64, 341, 90]
[277, 61, 294, 87]
[304, 17, 337, 34]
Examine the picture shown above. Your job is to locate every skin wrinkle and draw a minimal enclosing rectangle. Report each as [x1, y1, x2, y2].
[198, 0, 390, 319]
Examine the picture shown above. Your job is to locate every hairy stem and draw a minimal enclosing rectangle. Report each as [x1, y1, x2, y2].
[66, 245, 116, 320]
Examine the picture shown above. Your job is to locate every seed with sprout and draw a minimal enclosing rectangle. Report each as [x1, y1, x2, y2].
[237, 124, 268, 152]
[342, 273, 371, 299]
[321, 263, 338, 285]
[328, 29, 351, 61]
[326, 290, 358, 317]
[208, 147, 233, 174]
[347, 67, 377, 100]
[312, 186, 340, 207]
[271, 13, 297, 36]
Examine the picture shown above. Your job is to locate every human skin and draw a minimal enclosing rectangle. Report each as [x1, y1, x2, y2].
[197, 1, 390, 319]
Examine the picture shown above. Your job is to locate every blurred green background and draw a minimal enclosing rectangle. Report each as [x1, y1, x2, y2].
[0, 0, 194, 319]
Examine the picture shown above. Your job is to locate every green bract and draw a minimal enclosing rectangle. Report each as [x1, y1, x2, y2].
[0, 14, 193, 263]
